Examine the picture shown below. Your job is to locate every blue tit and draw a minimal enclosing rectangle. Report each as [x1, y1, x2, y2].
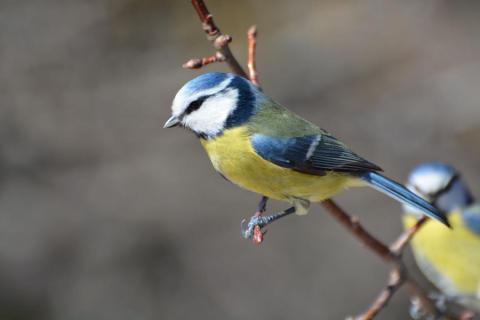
[403, 162, 480, 312]
[164, 72, 448, 237]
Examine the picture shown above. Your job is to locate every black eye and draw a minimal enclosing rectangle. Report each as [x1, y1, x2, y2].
[185, 96, 207, 115]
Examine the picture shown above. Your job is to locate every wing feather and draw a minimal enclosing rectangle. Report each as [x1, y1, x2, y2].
[251, 133, 382, 175]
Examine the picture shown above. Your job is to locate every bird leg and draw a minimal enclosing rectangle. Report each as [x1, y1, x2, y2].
[241, 196, 268, 243]
[241, 196, 296, 244]
[256, 195, 269, 213]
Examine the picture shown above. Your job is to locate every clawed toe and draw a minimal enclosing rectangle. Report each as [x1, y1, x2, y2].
[240, 206, 295, 243]
[241, 216, 268, 240]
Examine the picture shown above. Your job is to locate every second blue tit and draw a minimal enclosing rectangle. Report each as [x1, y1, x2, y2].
[165, 72, 448, 225]
[403, 162, 480, 312]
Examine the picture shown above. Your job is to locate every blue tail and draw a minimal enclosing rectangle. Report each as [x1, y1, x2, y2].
[362, 171, 449, 227]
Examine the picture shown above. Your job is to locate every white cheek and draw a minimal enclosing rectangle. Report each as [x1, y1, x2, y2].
[411, 172, 449, 195]
[184, 89, 239, 136]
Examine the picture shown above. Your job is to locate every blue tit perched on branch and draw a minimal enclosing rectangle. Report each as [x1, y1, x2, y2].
[403, 162, 480, 312]
[164, 72, 448, 237]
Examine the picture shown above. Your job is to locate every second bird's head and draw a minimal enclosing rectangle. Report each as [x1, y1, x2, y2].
[164, 72, 262, 138]
[405, 161, 474, 214]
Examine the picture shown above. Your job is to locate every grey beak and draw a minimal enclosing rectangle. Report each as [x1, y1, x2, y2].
[163, 116, 180, 128]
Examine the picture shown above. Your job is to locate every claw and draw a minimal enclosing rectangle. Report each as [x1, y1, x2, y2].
[241, 206, 295, 244]
[240, 218, 253, 239]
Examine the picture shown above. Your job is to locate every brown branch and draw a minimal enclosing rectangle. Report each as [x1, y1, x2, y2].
[191, 0, 219, 36]
[390, 216, 427, 253]
[353, 268, 404, 320]
[355, 269, 441, 320]
[320, 199, 437, 319]
[186, 1, 441, 319]
[187, 0, 248, 78]
[247, 25, 260, 87]
[320, 199, 438, 319]
[321, 199, 392, 261]
[183, 52, 226, 69]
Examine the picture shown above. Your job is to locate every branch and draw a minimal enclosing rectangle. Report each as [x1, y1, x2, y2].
[355, 268, 443, 320]
[320, 200, 439, 319]
[320, 199, 392, 261]
[185, 1, 442, 319]
[183, 52, 225, 69]
[247, 25, 260, 87]
[390, 216, 427, 254]
[352, 268, 404, 320]
[185, 0, 248, 78]
[191, 0, 219, 36]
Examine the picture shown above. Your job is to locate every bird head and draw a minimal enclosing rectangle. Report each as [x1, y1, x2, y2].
[405, 162, 474, 215]
[164, 72, 259, 138]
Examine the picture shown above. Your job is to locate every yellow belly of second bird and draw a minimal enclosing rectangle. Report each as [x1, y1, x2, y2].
[403, 213, 480, 310]
[200, 127, 364, 206]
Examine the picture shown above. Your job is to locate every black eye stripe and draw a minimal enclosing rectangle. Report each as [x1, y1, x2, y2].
[411, 173, 461, 202]
[185, 96, 208, 115]
[432, 173, 460, 198]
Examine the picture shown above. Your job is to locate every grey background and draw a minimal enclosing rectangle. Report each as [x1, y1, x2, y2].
[1, 0, 480, 319]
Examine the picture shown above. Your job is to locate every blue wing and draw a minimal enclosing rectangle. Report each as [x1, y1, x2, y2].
[251, 133, 382, 175]
[250, 133, 449, 225]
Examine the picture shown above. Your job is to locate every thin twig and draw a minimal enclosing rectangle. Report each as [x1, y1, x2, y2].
[187, 0, 248, 78]
[183, 52, 226, 69]
[320, 200, 438, 319]
[353, 268, 404, 320]
[247, 25, 260, 87]
[321, 200, 440, 319]
[321, 199, 393, 261]
[390, 216, 428, 253]
[356, 267, 441, 320]
[191, 0, 219, 36]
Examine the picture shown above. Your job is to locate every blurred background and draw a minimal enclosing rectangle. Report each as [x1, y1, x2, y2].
[1, 0, 480, 319]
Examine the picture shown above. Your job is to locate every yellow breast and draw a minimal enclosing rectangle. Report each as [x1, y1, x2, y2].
[404, 212, 480, 308]
[200, 127, 361, 204]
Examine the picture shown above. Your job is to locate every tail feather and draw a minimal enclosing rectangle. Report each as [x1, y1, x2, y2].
[362, 171, 450, 227]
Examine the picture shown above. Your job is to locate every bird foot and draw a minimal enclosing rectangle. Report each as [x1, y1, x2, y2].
[241, 214, 269, 244]
[241, 206, 296, 245]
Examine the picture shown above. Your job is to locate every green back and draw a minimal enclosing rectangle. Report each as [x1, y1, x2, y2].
[247, 97, 325, 137]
